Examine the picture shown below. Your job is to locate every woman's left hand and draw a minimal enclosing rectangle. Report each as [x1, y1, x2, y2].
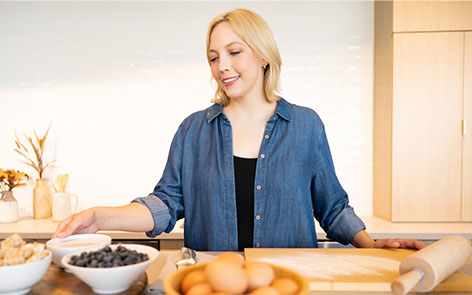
[373, 238, 425, 250]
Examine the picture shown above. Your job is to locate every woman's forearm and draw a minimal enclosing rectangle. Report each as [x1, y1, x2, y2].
[94, 202, 154, 232]
[350, 230, 375, 248]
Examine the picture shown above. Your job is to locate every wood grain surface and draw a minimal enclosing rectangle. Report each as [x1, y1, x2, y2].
[30, 264, 147, 295]
[245, 248, 472, 292]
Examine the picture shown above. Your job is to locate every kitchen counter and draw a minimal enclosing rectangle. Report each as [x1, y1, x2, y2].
[146, 250, 472, 294]
[0, 216, 184, 240]
[1, 215, 471, 242]
[28, 249, 472, 294]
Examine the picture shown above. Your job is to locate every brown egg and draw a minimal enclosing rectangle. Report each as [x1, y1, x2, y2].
[250, 286, 281, 295]
[205, 259, 248, 294]
[185, 282, 212, 295]
[245, 262, 275, 291]
[271, 278, 299, 295]
[216, 252, 244, 266]
[181, 270, 207, 294]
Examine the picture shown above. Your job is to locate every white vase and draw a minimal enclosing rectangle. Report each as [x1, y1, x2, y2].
[0, 191, 19, 223]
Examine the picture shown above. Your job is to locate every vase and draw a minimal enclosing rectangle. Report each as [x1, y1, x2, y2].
[0, 191, 19, 223]
[33, 178, 52, 219]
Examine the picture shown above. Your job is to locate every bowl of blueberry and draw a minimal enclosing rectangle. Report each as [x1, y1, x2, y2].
[61, 244, 158, 294]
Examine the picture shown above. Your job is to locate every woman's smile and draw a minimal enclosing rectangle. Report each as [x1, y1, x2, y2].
[222, 75, 240, 87]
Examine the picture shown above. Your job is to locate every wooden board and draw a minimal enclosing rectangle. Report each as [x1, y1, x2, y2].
[31, 264, 147, 294]
[245, 248, 472, 292]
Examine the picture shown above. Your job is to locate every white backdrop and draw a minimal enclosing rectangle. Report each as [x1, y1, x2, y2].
[0, 1, 373, 217]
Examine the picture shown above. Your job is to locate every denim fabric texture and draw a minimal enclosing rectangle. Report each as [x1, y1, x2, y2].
[133, 98, 365, 251]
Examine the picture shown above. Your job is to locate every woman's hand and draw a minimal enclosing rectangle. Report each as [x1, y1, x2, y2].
[351, 230, 425, 250]
[52, 207, 98, 239]
[373, 238, 425, 250]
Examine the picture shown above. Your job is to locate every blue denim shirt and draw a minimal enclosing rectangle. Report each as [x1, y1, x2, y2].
[133, 98, 365, 251]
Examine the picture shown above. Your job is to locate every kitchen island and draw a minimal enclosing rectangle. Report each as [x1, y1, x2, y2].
[29, 248, 472, 294]
[1, 215, 471, 249]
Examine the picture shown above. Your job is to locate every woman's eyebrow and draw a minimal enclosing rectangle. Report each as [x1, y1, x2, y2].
[208, 41, 245, 53]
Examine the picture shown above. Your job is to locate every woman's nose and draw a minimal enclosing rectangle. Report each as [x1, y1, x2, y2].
[218, 55, 231, 72]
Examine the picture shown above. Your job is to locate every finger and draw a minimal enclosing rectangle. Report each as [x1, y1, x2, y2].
[395, 239, 425, 249]
[52, 216, 73, 239]
[389, 239, 400, 248]
[374, 238, 399, 248]
[415, 240, 426, 250]
[402, 239, 425, 250]
[57, 216, 81, 238]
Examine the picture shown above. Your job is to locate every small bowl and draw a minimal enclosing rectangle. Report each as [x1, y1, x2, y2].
[0, 250, 52, 295]
[164, 261, 309, 295]
[46, 234, 111, 269]
[62, 244, 158, 294]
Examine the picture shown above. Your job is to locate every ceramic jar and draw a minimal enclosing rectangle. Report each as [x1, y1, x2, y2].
[33, 178, 52, 219]
[0, 191, 19, 223]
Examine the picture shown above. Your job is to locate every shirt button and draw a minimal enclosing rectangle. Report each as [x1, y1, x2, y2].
[256, 185, 261, 190]
[260, 154, 265, 159]
[264, 135, 269, 139]
[255, 215, 261, 220]
[272, 117, 276, 121]
[255, 243, 261, 247]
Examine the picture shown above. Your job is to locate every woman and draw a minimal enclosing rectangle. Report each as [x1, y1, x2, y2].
[53, 8, 424, 251]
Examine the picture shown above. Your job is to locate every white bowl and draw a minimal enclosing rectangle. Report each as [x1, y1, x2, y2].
[0, 250, 52, 295]
[46, 234, 111, 269]
[61, 244, 158, 294]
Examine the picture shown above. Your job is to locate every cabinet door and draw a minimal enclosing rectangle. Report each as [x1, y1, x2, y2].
[463, 32, 472, 221]
[392, 1, 472, 32]
[392, 32, 464, 221]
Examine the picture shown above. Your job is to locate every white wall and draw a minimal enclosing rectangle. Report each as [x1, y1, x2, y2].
[0, 1, 373, 217]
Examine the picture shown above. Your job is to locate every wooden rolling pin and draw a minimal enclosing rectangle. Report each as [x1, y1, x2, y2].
[391, 236, 472, 295]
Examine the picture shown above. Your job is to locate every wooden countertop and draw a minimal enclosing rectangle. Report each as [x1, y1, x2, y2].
[13, 249, 472, 294]
[148, 250, 472, 294]
[0, 216, 184, 240]
[1, 215, 471, 241]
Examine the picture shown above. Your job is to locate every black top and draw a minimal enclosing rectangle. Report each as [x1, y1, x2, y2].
[233, 155, 257, 251]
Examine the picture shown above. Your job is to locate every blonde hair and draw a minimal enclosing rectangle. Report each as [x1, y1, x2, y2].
[206, 8, 282, 106]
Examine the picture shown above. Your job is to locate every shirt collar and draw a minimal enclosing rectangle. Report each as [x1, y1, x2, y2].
[206, 103, 224, 123]
[205, 97, 293, 123]
[275, 97, 292, 122]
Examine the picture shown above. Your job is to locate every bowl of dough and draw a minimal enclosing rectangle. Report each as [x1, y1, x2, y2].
[0, 233, 51, 295]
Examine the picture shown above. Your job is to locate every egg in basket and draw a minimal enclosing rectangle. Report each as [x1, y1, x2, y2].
[164, 252, 309, 295]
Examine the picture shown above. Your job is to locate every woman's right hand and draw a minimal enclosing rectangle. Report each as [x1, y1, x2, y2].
[52, 207, 99, 239]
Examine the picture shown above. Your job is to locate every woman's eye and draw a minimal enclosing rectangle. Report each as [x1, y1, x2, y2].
[230, 51, 241, 56]
[209, 57, 218, 63]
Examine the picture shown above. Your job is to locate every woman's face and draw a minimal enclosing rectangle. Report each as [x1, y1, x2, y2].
[208, 22, 265, 101]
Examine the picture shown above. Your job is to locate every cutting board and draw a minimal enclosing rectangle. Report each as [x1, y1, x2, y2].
[245, 248, 472, 292]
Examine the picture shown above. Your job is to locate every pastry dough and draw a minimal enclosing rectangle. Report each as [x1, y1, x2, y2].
[1, 233, 25, 249]
[0, 234, 47, 266]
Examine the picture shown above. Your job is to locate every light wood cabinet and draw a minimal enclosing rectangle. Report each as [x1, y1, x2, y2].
[463, 32, 472, 221]
[392, 1, 472, 32]
[374, 1, 472, 221]
[391, 32, 463, 221]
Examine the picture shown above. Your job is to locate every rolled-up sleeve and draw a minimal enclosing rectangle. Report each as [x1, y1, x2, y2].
[312, 123, 366, 245]
[325, 206, 365, 245]
[132, 195, 172, 238]
[132, 124, 186, 238]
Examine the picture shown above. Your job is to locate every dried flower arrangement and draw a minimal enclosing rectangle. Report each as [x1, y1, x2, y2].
[14, 123, 54, 179]
[0, 169, 29, 192]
